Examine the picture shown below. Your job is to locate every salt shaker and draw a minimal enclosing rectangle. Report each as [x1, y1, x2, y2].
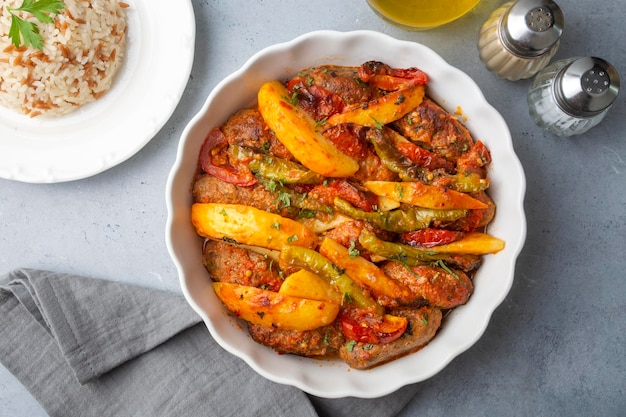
[527, 57, 620, 137]
[478, 0, 564, 81]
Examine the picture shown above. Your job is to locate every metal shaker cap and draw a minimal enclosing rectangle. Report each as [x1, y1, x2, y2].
[555, 57, 620, 117]
[501, 0, 564, 57]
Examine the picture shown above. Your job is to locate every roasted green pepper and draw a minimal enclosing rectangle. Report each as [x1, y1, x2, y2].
[366, 128, 490, 194]
[359, 229, 482, 271]
[367, 128, 430, 182]
[447, 172, 490, 194]
[279, 245, 383, 314]
[231, 145, 324, 184]
[334, 197, 467, 233]
[358, 229, 448, 264]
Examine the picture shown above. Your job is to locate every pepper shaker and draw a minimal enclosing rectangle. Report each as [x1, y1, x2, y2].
[527, 57, 620, 137]
[478, 0, 564, 81]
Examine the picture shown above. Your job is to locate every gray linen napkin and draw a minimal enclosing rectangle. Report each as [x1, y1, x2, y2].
[0, 269, 418, 417]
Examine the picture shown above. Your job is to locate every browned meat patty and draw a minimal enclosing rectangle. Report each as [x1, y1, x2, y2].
[439, 254, 483, 272]
[202, 240, 285, 292]
[247, 321, 345, 357]
[439, 191, 496, 233]
[392, 97, 475, 164]
[339, 306, 442, 369]
[194, 174, 274, 207]
[221, 108, 294, 160]
[192, 175, 298, 216]
[295, 65, 382, 106]
[322, 220, 365, 248]
[381, 262, 473, 309]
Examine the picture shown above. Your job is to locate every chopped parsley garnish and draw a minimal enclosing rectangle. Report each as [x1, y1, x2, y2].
[282, 92, 299, 106]
[347, 240, 360, 258]
[315, 119, 327, 128]
[275, 190, 292, 209]
[395, 183, 405, 200]
[341, 292, 352, 305]
[346, 340, 357, 352]
[370, 116, 384, 130]
[331, 264, 345, 275]
[265, 179, 278, 193]
[297, 209, 316, 219]
[432, 259, 458, 279]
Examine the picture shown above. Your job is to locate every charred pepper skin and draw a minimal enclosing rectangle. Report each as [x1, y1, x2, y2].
[367, 128, 431, 182]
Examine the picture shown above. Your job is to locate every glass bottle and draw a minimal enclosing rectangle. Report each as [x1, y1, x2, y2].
[527, 57, 620, 137]
[478, 0, 564, 81]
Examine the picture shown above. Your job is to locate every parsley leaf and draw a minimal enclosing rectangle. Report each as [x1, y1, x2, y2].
[346, 340, 357, 352]
[348, 240, 360, 258]
[7, 0, 65, 50]
[370, 116, 384, 130]
[432, 259, 459, 279]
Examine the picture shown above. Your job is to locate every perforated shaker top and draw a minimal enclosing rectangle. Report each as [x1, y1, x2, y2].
[502, 0, 564, 56]
[555, 57, 621, 117]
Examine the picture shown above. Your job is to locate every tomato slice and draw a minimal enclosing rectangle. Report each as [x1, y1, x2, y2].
[401, 228, 464, 248]
[358, 61, 428, 91]
[198, 128, 257, 186]
[286, 78, 345, 120]
[394, 139, 455, 172]
[456, 140, 492, 171]
[310, 179, 379, 212]
[339, 308, 407, 345]
[323, 124, 369, 159]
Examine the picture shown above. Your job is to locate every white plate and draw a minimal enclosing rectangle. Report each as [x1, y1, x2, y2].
[0, 0, 195, 183]
[166, 30, 527, 398]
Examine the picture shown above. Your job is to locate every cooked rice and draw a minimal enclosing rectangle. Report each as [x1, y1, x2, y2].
[0, 0, 128, 117]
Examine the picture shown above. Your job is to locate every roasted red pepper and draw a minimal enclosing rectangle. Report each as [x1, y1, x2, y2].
[287, 77, 345, 120]
[401, 228, 464, 248]
[358, 61, 428, 91]
[456, 140, 492, 175]
[394, 136, 455, 172]
[310, 179, 379, 212]
[339, 308, 407, 345]
[323, 124, 370, 159]
[198, 128, 257, 186]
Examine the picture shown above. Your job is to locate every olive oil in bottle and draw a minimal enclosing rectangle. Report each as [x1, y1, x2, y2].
[367, 0, 481, 30]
